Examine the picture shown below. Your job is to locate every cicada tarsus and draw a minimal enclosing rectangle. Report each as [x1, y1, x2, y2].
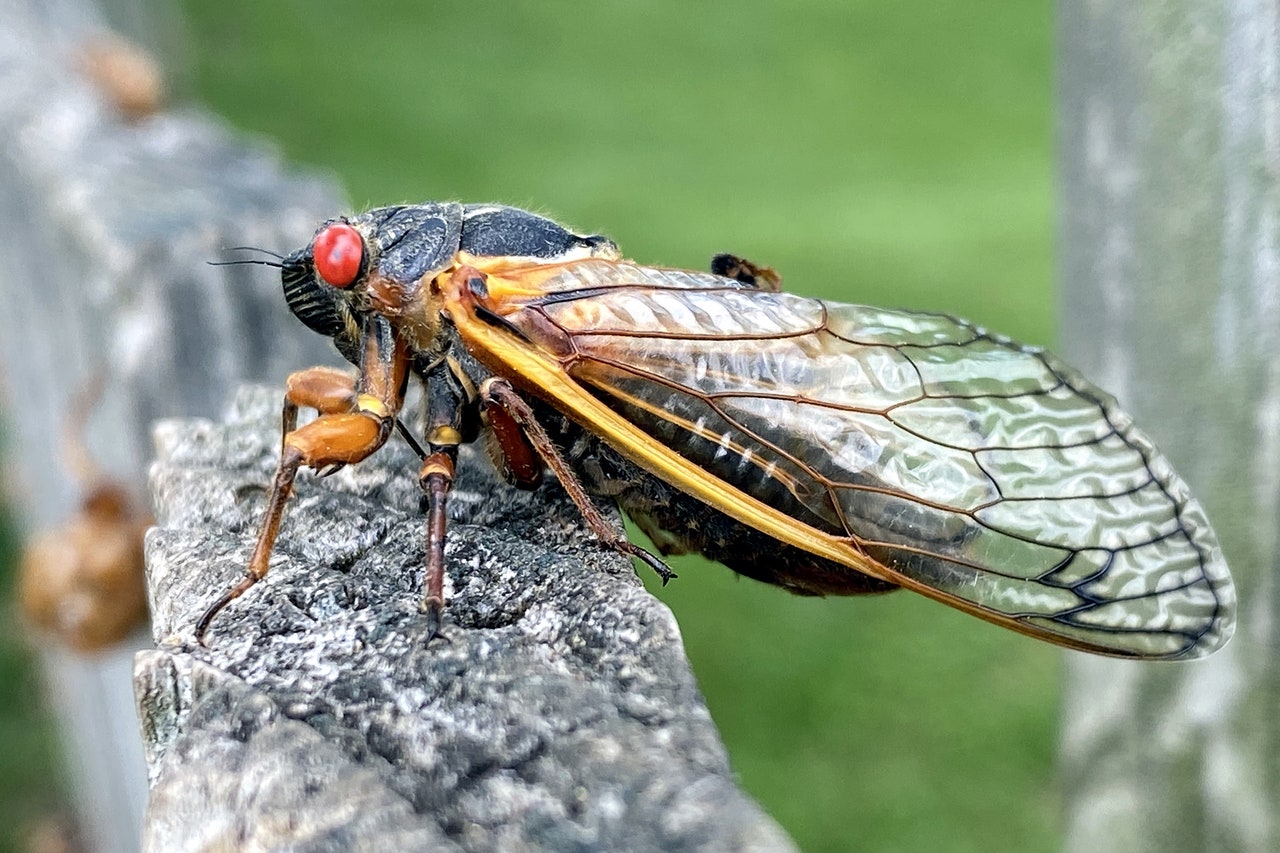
[199, 203, 1236, 660]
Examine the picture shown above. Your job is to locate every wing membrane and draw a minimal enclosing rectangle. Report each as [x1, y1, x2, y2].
[460, 258, 1235, 659]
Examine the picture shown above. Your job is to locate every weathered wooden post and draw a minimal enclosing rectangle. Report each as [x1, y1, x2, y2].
[1059, 4, 1277, 851]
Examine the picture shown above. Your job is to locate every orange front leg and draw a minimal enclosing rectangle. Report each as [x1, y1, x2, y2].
[280, 366, 358, 453]
[195, 406, 390, 643]
[286, 365, 358, 412]
[197, 315, 410, 643]
[194, 308, 409, 640]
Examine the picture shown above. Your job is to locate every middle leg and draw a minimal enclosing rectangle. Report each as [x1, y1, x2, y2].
[480, 377, 677, 585]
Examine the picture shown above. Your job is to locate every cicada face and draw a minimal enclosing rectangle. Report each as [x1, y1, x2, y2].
[265, 203, 1235, 660]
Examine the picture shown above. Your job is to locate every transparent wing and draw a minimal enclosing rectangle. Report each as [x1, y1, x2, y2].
[485, 259, 1235, 659]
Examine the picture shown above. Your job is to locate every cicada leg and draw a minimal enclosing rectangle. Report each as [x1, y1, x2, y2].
[481, 393, 543, 489]
[402, 355, 478, 641]
[195, 373, 392, 643]
[479, 377, 677, 585]
[281, 365, 357, 433]
[197, 318, 409, 644]
[418, 451, 453, 640]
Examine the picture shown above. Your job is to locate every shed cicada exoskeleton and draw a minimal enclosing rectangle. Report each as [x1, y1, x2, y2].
[199, 203, 1235, 659]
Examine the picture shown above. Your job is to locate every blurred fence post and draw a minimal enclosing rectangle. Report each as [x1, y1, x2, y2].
[0, 2, 344, 850]
[1059, 3, 1277, 851]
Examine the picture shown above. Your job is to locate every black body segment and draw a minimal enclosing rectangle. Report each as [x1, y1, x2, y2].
[460, 204, 617, 260]
[362, 203, 463, 283]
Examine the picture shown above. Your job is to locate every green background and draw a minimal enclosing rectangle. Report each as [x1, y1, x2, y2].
[3, 2, 1059, 851]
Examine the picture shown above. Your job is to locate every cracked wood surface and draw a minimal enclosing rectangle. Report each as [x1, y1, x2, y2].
[136, 385, 796, 852]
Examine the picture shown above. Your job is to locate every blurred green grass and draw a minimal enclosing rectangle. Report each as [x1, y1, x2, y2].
[177, 2, 1059, 851]
[0, 499, 67, 850]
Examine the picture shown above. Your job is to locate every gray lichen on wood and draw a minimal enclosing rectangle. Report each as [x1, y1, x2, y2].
[136, 385, 796, 852]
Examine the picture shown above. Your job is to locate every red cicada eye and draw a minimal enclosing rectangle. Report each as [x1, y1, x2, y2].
[312, 222, 364, 288]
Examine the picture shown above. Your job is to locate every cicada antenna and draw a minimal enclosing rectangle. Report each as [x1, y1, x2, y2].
[207, 258, 284, 269]
[225, 245, 285, 259]
[208, 245, 286, 269]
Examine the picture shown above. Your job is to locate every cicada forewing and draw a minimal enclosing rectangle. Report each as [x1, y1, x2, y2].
[440, 256, 1235, 660]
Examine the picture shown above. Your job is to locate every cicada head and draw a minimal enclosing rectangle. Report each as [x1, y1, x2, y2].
[281, 203, 468, 363]
[282, 203, 619, 364]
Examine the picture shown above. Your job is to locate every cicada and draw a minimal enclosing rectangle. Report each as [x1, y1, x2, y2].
[199, 203, 1235, 659]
